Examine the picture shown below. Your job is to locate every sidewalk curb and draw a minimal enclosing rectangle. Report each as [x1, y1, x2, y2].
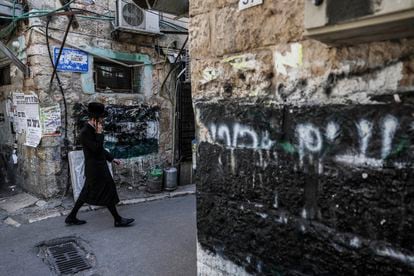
[25, 188, 195, 224]
[119, 189, 195, 206]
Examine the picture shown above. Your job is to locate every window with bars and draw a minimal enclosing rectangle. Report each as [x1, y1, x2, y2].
[93, 61, 143, 93]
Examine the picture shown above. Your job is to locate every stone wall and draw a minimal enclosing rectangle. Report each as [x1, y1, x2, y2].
[190, 0, 414, 275]
[0, 0, 186, 198]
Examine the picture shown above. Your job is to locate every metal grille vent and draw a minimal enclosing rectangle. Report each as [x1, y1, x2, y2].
[123, 3, 144, 26]
[47, 242, 91, 275]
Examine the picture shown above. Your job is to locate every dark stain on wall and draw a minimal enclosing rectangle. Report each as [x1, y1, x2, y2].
[73, 103, 160, 159]
[327, 0, 374, 24]
[196, 100, 414, 275]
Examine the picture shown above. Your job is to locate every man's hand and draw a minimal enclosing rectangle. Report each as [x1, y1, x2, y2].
[113, 159, 122, 165]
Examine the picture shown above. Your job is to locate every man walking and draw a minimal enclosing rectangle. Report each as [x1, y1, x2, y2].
[65, 102, 134, 227]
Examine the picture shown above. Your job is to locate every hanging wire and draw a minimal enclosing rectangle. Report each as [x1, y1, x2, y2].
[0, 0, 120, 38]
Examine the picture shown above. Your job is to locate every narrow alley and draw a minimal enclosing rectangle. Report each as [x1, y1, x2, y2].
[0, 195, 196, 276]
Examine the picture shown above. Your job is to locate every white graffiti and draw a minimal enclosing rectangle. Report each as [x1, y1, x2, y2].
[233, 123, 259, 149]
[335, 115, 402, 168]
[325, 122, 340, 142]
[350, 237, 362, 248]
[261, 131, 276, 150]
[297, 123, 323, 166]
[334, 155, 384, 168]
[381, 115, 399, 159]
[205, 114, 411, 171]
[210, 123, 274, 150]
[334, 119, 379, 167]
[217, 124, 231, 147]
[356, 119, 373, 156]
[376, 247, 414, 266]
[273, 193, 279, 209]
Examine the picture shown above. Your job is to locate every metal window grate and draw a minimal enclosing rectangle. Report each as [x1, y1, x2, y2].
[47, 242, 91, 275]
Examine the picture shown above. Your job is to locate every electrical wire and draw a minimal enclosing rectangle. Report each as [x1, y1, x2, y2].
[160, 36, 188, 91]
[0, 1, 187, 38]
[46, 15, 72, 196]
[147, 9, 189, 25]
[0, 0, 76, 38]
[70, 7, 114, 18]
[77, 15, 114, 21]
[160, 20, 187, 31]
[50, 19, 74, 85]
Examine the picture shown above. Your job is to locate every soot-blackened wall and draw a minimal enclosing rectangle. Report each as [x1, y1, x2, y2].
[196, 100, 414, 275]
[73, 103, 160, 159]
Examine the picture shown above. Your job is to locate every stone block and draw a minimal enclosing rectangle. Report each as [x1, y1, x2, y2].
[0, 193, 39, 213]
[190, 1, 304, 58]
[3, 217, 21, 227]
[189, 13, 212, 59]
[26, 44, 49, 57]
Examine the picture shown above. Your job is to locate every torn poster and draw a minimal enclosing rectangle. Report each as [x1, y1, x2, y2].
[40, 104, 61, 136]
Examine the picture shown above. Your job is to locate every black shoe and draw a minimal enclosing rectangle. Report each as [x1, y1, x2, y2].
[65, 216, 87, 225]
[114, 217, 134, 227]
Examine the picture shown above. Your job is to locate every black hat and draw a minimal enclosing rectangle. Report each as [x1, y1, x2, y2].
[88, 102, 106, 118]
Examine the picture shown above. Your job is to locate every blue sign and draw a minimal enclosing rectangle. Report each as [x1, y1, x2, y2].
[53, 48, 89, 73]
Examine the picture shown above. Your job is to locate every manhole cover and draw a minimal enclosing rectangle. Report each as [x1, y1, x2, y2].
[37, 237, 95, 275]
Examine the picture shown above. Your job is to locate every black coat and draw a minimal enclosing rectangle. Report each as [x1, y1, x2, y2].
[78, 123, 119, 206]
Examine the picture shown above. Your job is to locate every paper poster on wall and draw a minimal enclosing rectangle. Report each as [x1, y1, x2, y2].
[40, 104, 62, 136]
[13, 92, 26, 133]
[24, 94, 42, 148]
[6, 98, 13, 120]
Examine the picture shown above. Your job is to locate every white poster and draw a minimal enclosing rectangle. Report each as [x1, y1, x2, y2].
[24, 94, 42, 148]
[68, 151, 86, 201]
[40, 104, 61, 136]
[68, 150, 113, 201]
[13, 92, 26, 134]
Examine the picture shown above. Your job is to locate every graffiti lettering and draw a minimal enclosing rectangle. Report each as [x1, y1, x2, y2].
[205, 114, 412, 171]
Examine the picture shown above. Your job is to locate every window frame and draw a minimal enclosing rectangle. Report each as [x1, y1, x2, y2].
[93, 60, 143, 94]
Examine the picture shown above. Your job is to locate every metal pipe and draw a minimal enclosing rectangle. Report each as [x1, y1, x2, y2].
[33, 28, 163, 68]
[0, 40, 30, 77]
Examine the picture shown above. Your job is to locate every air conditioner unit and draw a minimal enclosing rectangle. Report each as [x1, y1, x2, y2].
[304, 0, 414, 45]
[115, 0, 161, 36]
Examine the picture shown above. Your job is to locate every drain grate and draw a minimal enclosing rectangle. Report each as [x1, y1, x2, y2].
[46, 241, 91, 275]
